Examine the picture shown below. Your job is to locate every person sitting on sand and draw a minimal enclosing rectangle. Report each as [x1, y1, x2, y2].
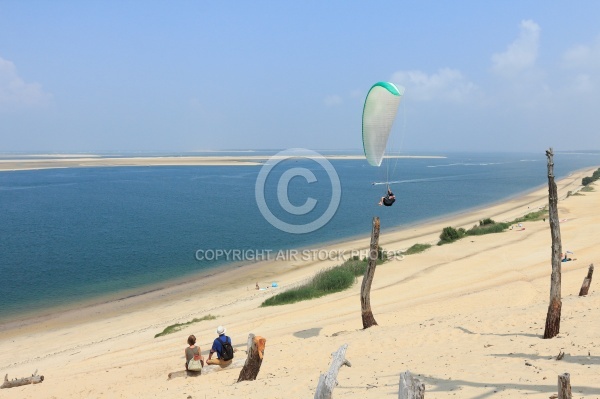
[206, 326, 234, 366]
[561, 252, 576, 262]
[378, 187, 395, 207]
[185, 335, 204, 371]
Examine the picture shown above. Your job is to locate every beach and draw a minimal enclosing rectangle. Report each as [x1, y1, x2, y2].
[0, 167, 598, 398]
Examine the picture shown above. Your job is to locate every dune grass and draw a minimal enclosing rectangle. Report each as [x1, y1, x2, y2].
[261, 253, 386, 307]
[437, 209, 549, 245]
[466, 222, 511, 236]
[154, 314, 217, 338]
[403, 243, 432, 255]
[513, 208, 548, 223]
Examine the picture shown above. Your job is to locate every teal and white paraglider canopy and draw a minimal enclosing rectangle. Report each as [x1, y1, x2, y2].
[362, 82, 405, 167]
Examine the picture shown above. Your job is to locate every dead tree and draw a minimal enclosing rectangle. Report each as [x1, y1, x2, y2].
[314, 344, 351, 399]
[1, 371, 44, 389]
[361, 216, 380, 329]
[399, 370, 425, 399]
[544, 148, 563, 339]
[558, 373, 572, 399]
[578, 264, 594, 296]
[237, 333, 266, 382]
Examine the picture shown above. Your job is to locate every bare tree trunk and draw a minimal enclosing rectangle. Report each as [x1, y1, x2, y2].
[237, 334, 266, 382]
[1, 372, 44, 389]
[314, 344, 351, 399]
[361, 217, 380, 329]
[544, 148, 563, 339]
[399, 370, 425, 399]
[578, 264, 594, 296]
[558, 373, 572, 399]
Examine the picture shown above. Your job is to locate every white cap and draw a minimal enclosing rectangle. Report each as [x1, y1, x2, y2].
[216, 325, 226, 335]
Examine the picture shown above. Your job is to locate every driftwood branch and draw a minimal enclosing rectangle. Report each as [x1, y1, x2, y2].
[399, 370, 425, 399]
[578, 264, 594, 296]
[314, 344, 351, 399]
[558, 372, 572, 399]
[237, 333, 266, 382]
[544, 148, 563, 339]
[361, 216, 380, 329]
[1, 371, 44, 389]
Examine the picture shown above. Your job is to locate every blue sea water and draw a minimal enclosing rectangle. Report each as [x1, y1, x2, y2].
[0, 151, 599, 322]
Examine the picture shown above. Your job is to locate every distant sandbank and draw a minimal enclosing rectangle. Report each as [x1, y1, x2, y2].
[0, 154, 446, 172]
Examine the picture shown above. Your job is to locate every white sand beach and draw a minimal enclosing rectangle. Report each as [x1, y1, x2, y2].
[0, 168, 598, 398]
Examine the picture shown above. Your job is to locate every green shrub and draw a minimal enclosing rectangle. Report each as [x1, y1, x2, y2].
[467, 222, 510, 235]
[582, 167, 600, 186]
[438, 226, 463, 244]
[479, 218, 495, 226]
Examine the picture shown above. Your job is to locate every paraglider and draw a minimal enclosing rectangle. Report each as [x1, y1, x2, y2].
[362, 81, 404, 205]
[378, 187, 396, 207]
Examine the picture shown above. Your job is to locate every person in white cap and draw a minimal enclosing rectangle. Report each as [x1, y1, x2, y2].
[206, 325, 234, 365]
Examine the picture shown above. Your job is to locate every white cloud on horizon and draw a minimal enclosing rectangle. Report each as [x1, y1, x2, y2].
[391, 68, 478, 103]
[0, 56, 52, 109]
[323, 94, 343, 106]
[491, 20, 540, 77]
[563, 35, 600, 69]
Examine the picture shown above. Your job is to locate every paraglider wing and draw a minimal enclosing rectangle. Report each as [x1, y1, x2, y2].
[362, 82, 404, 167]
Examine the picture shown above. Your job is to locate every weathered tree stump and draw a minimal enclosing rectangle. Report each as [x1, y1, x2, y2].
[237, 333, 266, 382]
[399, 370, 425, 399]
[558, 372, 572, 399]
[1, 371, 44, 389]
[578, 264, 594, 296]
[314, 344, 351, 399]
[544, 148, 563, 339]
[361, 216, 380, 329]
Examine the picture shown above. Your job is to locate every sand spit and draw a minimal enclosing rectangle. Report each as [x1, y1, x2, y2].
[0, 154, 446, 172]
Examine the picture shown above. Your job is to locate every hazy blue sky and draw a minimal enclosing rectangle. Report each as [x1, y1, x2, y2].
[1, 1, 600, 153]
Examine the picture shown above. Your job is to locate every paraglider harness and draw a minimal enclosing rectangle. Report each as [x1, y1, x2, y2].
[382, 187, 395, 207]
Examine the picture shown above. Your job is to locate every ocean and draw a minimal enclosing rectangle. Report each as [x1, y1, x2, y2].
[1, 151, 599, 322]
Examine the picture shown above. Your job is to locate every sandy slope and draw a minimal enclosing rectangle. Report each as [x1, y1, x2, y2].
[0, 168, 598, 398]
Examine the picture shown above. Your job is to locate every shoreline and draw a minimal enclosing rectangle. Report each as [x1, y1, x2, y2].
[1, 166, 593, 337]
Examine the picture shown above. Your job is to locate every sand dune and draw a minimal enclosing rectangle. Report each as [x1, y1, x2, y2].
[0, 168, 598, 398]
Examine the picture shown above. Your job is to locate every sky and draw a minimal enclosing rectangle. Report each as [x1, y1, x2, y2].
[1, 1, 600, 153]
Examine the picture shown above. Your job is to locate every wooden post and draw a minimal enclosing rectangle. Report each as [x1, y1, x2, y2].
[399, 370, 425, 399]
[544, 148, 563, 339]
[578, 264, 594, 296]
[361, 216, 380, 329]
[314, 344, 351, 399]
[237, 333, 266, 382]
[1, 371, 44, 389]
[558, 373, 572, 399]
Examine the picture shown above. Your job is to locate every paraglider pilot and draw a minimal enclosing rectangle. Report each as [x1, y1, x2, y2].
[378, 186, 395, 207]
